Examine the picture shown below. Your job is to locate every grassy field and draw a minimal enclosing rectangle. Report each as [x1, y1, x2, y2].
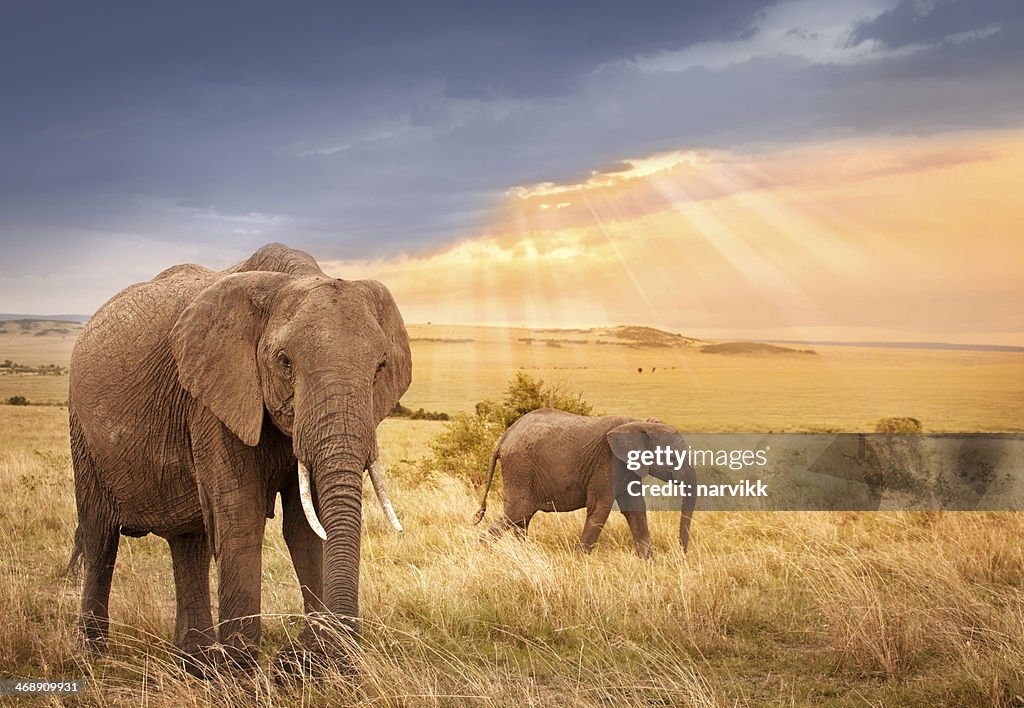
[4, 321, 1024, 430]
[1, 321, 1023, 705]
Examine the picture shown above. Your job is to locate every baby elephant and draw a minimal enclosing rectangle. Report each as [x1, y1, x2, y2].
[473, 409, 696, 558]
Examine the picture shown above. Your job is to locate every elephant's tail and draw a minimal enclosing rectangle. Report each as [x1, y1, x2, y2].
[472, 433, 505, 525]
[65, 524, 84, 577]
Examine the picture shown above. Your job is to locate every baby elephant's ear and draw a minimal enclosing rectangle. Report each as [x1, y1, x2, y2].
[607, 422, 653, 475]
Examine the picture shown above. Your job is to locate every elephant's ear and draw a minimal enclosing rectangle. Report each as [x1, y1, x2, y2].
[607, 422, 652, 477]
[353, 279, 412, 426]
[171, 272, 291, 447]
[641, 422, 682, 453]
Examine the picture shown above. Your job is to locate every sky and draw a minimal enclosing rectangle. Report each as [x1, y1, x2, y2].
[1, 0, 1021, 343]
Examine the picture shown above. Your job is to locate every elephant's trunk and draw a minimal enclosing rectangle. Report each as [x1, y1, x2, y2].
[293, 386, 374, 644]
[298, 457, 402, 539]
[315, 457, 365, 637]
[679, 464, 697, 552]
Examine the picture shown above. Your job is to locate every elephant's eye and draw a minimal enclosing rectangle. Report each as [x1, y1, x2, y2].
[376, 357, 387, 375]
[277, 352, 292, 371]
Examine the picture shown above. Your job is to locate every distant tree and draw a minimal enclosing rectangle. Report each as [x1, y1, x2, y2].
[389, 402, 413, 417]
[6, 395, 29, 406]
[389, 401, 449, 421]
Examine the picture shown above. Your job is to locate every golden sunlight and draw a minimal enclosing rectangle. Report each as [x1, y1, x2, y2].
[323, 131, 1024, 345]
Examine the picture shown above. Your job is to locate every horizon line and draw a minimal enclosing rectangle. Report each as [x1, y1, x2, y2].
[3, 314, 1021, 352]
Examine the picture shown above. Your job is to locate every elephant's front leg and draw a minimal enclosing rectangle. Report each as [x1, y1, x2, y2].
[192, 420, 268, 670]
[281, 482, 325, 614]
[273, 482, 327, 674]
[168, 532, 215, 674]
[204, 484, 267, 668]
[618, 498, 654, 559]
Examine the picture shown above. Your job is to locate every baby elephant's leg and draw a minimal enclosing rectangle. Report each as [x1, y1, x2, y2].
[621, 509, 654, 559]
[483, 516, 515, 540]
[579, 494, 613, 554]
[616, 490, 653, 558]
[483, 502, 536, 542]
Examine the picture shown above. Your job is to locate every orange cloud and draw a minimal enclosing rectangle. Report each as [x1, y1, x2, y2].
[323, 131, 1024, 345]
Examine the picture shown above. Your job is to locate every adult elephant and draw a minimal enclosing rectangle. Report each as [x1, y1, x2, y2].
[68, 243, 411, 675]
[473, 409, 696, 558]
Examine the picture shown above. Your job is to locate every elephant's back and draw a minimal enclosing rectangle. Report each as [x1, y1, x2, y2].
[499, 409, 636, 472]
[500, 409, 606, 457]
[72, 264, 216, 396]
[69, 265, 218, 532]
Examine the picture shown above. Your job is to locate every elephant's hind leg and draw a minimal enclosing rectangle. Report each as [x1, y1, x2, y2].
[79, 526, 119, 650]
[71, 413, 120, 651]
[482, 516, 515, 541]
[168, 533, 214, 671]
[483, 508, 536, 542]
[579, 497, 613, 554]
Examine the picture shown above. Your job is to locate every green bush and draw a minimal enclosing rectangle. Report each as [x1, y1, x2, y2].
[426, 372, 593, 485]
[6, 395, 29, 406]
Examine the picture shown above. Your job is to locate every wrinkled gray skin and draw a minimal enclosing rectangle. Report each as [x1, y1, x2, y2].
[67, 243, 411, 675]
[473, 409, 696, 558]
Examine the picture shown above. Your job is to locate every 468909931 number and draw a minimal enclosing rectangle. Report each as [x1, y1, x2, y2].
[0, 680, 85, 695]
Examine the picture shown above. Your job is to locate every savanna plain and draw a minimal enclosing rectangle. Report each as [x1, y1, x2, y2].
[2, 320, 1024, 706]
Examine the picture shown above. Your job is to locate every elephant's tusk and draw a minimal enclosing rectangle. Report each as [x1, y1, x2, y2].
[297, 461, 328, 541]
[367, 459, 404, 533]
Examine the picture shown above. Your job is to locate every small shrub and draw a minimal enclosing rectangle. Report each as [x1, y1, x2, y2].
[497, 371, 592, 427]
[875, 417, 923, 434]
[6, 395, 29, 406]
[426, 372, 593, 485]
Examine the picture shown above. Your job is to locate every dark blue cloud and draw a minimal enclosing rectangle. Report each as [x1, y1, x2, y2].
[847, 0, 1024, 50]
[1, 0, 1022, 313]
[0, 1, 775, 255]
[0, 1, 771, 105]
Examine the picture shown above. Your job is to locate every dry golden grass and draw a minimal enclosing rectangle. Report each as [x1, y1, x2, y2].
[0, 319, 81, 365]
[403, 325, 1024, 432]
[2, 325, 1024, 705]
